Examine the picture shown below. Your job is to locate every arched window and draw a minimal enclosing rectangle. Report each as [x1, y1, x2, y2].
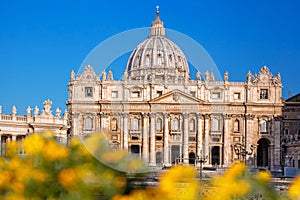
[85, 117, 93, 131]
[211, 118, 219, 131]
[111, 118, 118, 131]
[131, 117, 139, 131]
[172, 118, 179, 131]
[189, 119, 195, 132]
[284, 129, 289, 135]
[260, 120, 267, 133]
[234, 119, 240, 132]
[156, 118, 163, 132]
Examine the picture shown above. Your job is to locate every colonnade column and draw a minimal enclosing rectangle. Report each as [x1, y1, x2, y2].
[163, 113, 169, 166]
[149, 113, 156, 166]
[183, 113, 189, 164]
[204, 115, 210, 159]
[196, 113, 203, 158]
[123, 113, 129, 150]
[223, 115, 230, 166]
[142, 113, 149, 162]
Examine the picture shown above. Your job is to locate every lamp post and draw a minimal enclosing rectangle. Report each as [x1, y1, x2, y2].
[197, 155, 208, 178]
[233, 136, 254, 163]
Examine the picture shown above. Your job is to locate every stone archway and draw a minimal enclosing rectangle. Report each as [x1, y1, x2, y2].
[257, 138, 271, 167]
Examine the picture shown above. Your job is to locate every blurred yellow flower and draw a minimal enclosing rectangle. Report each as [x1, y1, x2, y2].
[5, 193, 25, 200]
[159, 165, 200, 200]
[205, 162, 250, 200]
[101, 150, 128, 164]
[58, 167, 84, 191]
[0, 170, 12, 187]
[43, 140, 69, 161]
[23, 133, 45, 156]
[257, 170, 271, 184]
[288, 176, 300, 198]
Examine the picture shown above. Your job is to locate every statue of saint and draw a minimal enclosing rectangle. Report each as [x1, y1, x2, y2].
[34, 106, 39, 116]
[26, 106, 32, 117]
[102, 71, 107, 81]
[70, 70, 75, 81]
[12, 106, 17, 116]
[56, 108, 61, 118]
[196, 71, 201, 81]
[224, 72, 228, 82]
[247, 71, 252, 83]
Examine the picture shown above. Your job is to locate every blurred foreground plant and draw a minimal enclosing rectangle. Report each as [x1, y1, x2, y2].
[1, 132, 300, 200]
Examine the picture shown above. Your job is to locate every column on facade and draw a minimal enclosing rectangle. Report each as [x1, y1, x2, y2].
[204, 115, 210, 159]
[149, 113, 156, 166]
[223, 115, 230, 166]
[273, 119, 281, 170]
[183, 113, 189, 164]
[123, 113, 129, 150]
[163, 113, 170, 166]
[196, 113, 203, 158]
[142, 113, 149, 162]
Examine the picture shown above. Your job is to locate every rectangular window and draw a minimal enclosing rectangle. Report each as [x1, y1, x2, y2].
[212, 92, 221, 99]
[260, 89, 268, 99]
[190, 91, 196, 97]
[234, 92, 241, 100]
[189, 136, 196, 142]
[85, 87, 93, 97]
[156, 136, 162, 141]
[157, 91, 163, 97]
[111, 91, 118, 98]
[131, 91, 140, 98]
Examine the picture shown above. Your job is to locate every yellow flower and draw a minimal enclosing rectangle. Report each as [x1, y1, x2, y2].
[58, 167, 83, 191]
[114, 176, 126, 189]
[205, 163, 250, 200]
[101, 150, 128, 164]
[6, 141, 19, 157]
[32, 170, 47, 182]
[0, 170, 12, 187]
[43, 140, 69, 161]
[4, 193, 25, 200]
[159, 165, 200, 200]
[288, 176, 300, 198]
[23, 133, 45, 156]
[43, 130, 54, 138]
[10, 181, 25, 193]
[257, 170, 271, 184]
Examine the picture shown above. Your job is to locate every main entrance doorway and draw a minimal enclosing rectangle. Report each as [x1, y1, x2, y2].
[257, 138, 270, 167]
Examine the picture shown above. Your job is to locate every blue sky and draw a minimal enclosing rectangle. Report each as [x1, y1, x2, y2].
[0, 0, 299, 115]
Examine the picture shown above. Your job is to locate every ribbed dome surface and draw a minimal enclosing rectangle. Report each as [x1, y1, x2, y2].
[125, 8, 189, 83]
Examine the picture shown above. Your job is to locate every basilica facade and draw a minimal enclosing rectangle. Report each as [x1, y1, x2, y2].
[67, 10, 283, 170]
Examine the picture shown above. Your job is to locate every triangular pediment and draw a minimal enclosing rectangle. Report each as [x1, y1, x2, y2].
[77, 65, 99, 82]
[150, 89, 202, 104]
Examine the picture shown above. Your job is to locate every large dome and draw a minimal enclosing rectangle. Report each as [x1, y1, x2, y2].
[125, 8, 190, 83]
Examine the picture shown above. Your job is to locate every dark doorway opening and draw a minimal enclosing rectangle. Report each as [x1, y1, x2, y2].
[257, 138, 270, 167]
[189, 152, 196, 164]
[211, 146, 220, 165]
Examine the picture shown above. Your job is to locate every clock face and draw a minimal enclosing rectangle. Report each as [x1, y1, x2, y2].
[261, 75, 268, 83]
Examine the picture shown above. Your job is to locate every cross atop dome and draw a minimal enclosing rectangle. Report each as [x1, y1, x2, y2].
[150, 5, 165, 37]
[156, 5, 159, 16]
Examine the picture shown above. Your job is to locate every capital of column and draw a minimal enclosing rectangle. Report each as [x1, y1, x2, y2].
[149, 112, 156, 118]
[141, 112, 149, 118]
[121, 112, 129, 118]
[204, 114, 210, 120]
[182, 112, 189, 119]
[196, 113, 203, 119]
[163, 113, 170, 118]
